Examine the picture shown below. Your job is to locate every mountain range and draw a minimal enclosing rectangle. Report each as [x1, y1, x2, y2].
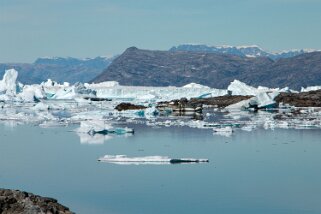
[1, 44, 321, 89]
[92, 47, 321, 90]
[0, 56, 114, 84]
[170, 44, 320, 60]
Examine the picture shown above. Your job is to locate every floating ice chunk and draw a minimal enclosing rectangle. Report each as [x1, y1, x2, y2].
[253, 91, 279, 108]
[77, 120, 113, 133]
[228, 80, 259, 96]
[228, 80, 282, 97]
[18, 85, 45, 102]
[52, 87, 76, 99]
[226, 91, 279, 110]
[76, 120, 134, 136]
[143, 106, 159, 118]
[74, 82, 96, 97]
[0, 69, 18, 96]
[86, 83, 227, 101]
[98, 155, 209, 165]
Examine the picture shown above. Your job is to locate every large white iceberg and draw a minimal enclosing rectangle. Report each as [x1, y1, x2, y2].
[0, 69, 18, 96]
[227, 80, 259, 96]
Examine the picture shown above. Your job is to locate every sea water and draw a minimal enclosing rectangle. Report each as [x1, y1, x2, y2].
[0, 123, 321, 214]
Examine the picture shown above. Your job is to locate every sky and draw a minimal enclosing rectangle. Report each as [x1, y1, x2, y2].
[1, 0, 321, 62]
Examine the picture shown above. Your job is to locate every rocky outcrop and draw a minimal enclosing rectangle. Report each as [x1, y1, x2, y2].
[189, 95, 253, 108]
[156, 95, 252, 112]
[275, 90, 321, 107]
[115, 103, 147, 111]
[157, 98, 203, 113]
[0, 189, 73, 214]
[91, 47, 321, 90]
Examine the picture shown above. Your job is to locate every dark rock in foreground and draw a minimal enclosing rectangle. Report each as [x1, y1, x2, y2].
[115, 103, 147, 111]
[0, 189, 73, 214]
[157, 98, 203, 113]
[275, 90, 321, 107]
[189, 95, 253, 108]
[157, 96, 252, 113]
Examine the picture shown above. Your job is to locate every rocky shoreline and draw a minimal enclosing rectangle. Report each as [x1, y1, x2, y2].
[115, 90, 321, 113]
[275, 90, 321, 107]
[0, 189, 73, 214]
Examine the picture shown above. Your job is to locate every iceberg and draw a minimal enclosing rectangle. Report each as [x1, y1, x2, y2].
[251, 91, 279, 109]
[228, 80, 259, 96]
[98, 155, 209, 165]
[18, 85, 45, 102]
[0, 69, 18, 96]
[226, 91, 279, 111]
[227, 80, 282, 97]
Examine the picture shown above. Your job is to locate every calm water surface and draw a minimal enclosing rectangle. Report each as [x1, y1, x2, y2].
[1, 123, 321, 214]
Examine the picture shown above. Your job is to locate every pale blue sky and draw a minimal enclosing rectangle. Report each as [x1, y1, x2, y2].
[1, 0, 321, 62]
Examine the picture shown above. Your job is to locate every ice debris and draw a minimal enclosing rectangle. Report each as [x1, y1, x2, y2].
[1, 69, 321, 134]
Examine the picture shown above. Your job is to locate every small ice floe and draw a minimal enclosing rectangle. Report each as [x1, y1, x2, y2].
[213, 126, 233, 137]
[98, 155, 209, 165]
[76, 120, 134, 136]
[88, 126, 134, 135]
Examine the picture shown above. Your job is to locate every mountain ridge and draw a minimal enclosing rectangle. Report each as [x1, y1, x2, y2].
[169, 44, 321, 60]
[0, 56, 115, 84]
[92, 47, 321, 90]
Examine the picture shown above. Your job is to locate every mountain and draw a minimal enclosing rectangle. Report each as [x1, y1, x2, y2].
[169, 44, 320, 60]
[92, 47, 321, 90]
[0, 56, 114, 84]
